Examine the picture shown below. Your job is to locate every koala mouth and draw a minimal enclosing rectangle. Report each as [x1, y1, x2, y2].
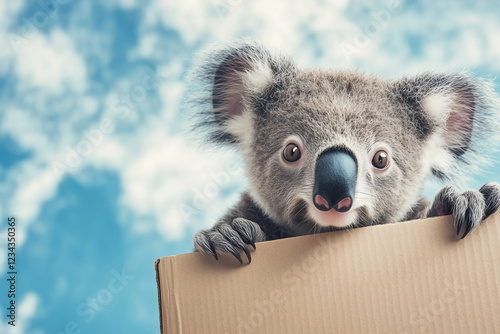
[290, 198, 358, 230]
[314, 194, 353, 213]
[307, 200, 359, 228]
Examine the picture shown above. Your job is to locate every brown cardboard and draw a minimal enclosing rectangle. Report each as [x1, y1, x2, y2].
[155, 213, 500, 334]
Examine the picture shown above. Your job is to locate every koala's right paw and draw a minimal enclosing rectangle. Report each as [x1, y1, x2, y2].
[193, 218, 265, 264]
[428, 183, 500, 239]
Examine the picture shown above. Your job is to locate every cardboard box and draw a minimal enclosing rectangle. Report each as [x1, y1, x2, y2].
[155, 213, 500, 334]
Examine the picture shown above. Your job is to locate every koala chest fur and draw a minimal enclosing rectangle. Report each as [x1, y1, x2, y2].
[192, 41, 500, 264]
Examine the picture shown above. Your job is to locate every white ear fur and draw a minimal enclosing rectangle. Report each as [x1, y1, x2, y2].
[222, 61, 274, 148]
[422, 132, 455, 175]
[399, 73, 500, 181]
[224, 109, 255, 150]
[421, 93, 454, 123]
[421, 90, 474, 156]
[242, 61, 274, 95]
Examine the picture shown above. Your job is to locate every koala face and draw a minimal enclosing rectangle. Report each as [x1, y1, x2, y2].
[192, 41, 496, 233]
[243, 71, 427, 230]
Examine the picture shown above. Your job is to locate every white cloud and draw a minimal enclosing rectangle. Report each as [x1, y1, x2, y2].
[128, 32, 159, 60]
[19, 293, 39, 319]
[349, 6, 500, 74]
[143, 0, 215, 46]
[158, 81, 185, 124]
[0, 71, 245, 243]
[14, 28, 87, 94]
[10, 167, 59, 224]
[119, 127, 246, 240]
[0, 1, 25, 30]
[89, 137, 129, 170]
[117, 0, 137, 9]
[0, 94, 100, 240]
[0, 0, 25, 74]
[0, 292, 40, 334]
[4, 163, 60, 246]
[141, 0, 354, 65]
[0, 107, 50, 155]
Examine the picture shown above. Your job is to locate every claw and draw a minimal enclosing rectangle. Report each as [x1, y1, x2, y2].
[480, 183, 500, 217]
[461, 223, 473, 239]
[228, 248, 243, 264]
[242, 246, 252, 264]
[209, 243, 219, 261]
[239, 234, 256, 250]
[230, 239, 251, 264]
[456, 219, 462, 236]
[194, 232, 220, 260]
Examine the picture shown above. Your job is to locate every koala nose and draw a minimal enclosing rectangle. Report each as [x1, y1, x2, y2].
[312, 149, 357, 213]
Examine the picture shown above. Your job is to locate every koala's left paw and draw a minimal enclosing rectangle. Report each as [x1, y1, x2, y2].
[428, 182, 500, 239]
[193, 218, 263, 264]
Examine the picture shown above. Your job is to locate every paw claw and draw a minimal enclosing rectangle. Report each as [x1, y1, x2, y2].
[461, 224, 473, 239]
[480, 182, 500, 218]
[242, 246, 252, 264]
[210, 244, 219, 261]
[431, 186, 492, 240]
[456, 220, 463, 236]
[194, 217, 264, 264]
[228, 248, 243, 264]
[236, 232, 257, 251]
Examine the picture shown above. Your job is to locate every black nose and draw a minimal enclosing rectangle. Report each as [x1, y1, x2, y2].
[312, 149, 357, 212]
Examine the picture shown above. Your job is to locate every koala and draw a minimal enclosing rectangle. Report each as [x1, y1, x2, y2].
[191, 41, 500, 264]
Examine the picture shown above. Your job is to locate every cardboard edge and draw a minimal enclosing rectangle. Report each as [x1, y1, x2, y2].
[155, 212, 500, 333]
[155, 258, 163, 334]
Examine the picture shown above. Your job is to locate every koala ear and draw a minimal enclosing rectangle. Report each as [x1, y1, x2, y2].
[191, 41, 295, 145]
[396, 73, 497, 157]
[212, 44, 273, 117]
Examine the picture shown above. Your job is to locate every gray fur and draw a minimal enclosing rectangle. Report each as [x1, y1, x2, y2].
[480, 183, 500, 217]
[190, 41, 500, 263]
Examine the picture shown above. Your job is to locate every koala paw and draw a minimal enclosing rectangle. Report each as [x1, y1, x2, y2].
[193, 218, 265, 264]
[428, 182, 500, 239]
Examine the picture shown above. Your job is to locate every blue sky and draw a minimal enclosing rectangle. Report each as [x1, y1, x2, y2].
[1, 0, 500, 333]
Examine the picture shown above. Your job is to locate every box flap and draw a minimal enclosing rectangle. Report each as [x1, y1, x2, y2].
[155, 213, 500, 333]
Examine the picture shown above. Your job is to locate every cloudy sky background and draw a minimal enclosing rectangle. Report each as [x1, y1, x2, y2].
[1, 0, 500, 333]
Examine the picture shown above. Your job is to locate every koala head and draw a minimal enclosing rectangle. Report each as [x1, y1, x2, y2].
[191, 41, 498, 233]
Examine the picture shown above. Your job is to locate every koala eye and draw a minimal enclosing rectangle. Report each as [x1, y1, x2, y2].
[371, 150, 389, 169]
[283, 143, 301, 162]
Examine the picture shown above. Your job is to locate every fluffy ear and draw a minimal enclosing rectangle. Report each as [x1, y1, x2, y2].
[190, 41, 295, 145]
[395, 73, 499, 176]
